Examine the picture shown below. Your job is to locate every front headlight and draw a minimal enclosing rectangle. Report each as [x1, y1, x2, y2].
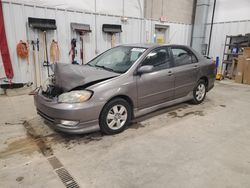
[58, 90, 92, 103]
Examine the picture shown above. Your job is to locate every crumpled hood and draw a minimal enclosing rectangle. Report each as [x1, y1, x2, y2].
[53, 63, 120, 92]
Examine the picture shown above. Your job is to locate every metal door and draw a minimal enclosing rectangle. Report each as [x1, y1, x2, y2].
[137, 47, 175, 109]
[170, 47, 200, 99]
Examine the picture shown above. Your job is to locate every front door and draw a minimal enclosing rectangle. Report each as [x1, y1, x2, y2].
[170, 47, 200, 99]
[137, 47, 174, 109]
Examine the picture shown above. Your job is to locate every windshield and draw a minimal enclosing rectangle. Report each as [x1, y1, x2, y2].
[88, 46, 146, 73]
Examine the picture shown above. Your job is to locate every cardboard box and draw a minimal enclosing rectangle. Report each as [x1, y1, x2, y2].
[243, 58, 250, 84]
[235, 56, 244, 83]
[243, 47, 250, 58]
[229, 58, 238, 79]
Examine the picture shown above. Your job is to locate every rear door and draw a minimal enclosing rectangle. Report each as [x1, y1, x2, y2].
[136, 47, 175, 109]
[170, 46, 200, 99]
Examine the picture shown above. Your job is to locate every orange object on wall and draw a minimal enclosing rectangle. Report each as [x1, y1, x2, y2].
[16, 40, 29, 59]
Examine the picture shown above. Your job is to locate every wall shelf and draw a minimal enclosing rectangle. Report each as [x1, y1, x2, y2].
[222, 34, 250, 77]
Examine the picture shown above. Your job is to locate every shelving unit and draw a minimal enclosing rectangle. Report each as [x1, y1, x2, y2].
[222, 34, 250, 77]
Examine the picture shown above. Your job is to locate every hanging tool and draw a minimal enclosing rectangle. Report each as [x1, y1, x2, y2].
[16, 40, 30, 73]
[80, 36, 84, 64]
[36, 37, 44, 83]
[102, 24, 122, 48]
[28, 17, 57, 77]
[31, 40, 37, 87]
[0, 0, 14, 80]
[50, 39, 60, 64]
[16, 40, 29, 59]
[69, 38, 78, 64]
[43, 31, 50, 76]
[31, 40, 41, 87]
[71, 23, 91, 64]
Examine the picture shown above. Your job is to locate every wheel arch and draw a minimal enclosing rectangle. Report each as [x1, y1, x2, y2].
[199, 76, 209, 90]
[101, 95, 134, 118]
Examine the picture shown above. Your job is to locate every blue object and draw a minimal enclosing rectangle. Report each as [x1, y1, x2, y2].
[232, 47, 238, 54]
[215, 56, 219, 74]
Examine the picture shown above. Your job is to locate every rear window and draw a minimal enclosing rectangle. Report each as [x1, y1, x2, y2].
[171, 47, 198, 66]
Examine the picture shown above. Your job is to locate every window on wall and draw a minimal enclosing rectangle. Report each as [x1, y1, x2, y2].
[142, 47, 171, 70]
[171, 47, 198, 66]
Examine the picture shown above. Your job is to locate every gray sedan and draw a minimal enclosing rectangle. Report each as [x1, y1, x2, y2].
[34, 44, 215, 134]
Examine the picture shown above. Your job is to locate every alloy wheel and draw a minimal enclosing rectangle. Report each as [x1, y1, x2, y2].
[195, 83, 206, 101]
[106, 105, 128, 130]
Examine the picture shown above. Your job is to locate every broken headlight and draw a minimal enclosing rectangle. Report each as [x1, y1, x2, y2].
[42, 76, 55, 92]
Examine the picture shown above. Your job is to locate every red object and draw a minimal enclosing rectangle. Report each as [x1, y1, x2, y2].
[0, 0, 14, 79]
[160, 16, 167, 22]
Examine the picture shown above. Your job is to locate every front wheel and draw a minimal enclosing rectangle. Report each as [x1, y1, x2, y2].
[192, 80, 207, 104]
[99, 98, 132, 135]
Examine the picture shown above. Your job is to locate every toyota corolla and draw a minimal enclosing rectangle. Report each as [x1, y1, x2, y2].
[34, 44, 215, 134]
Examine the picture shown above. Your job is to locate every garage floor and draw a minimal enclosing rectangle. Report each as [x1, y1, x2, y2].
[1, 80, 250, 188]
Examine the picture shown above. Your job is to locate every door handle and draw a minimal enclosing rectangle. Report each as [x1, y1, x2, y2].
[168, 70, 173, 76]
[193, 64, 198, 68]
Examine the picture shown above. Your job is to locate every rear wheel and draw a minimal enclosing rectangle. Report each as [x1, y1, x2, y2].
[192, 80, 207, 104]
[99, 98, 132, 135]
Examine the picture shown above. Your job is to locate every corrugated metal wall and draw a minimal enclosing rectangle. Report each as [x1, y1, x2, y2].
[144, 0, 194, 24]
[205, 20, 250, 61]
[0, 1, 191, 83]
[204, 0, 250, 63]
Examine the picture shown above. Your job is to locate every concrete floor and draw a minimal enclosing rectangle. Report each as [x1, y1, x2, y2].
[0, 80, 250, 188]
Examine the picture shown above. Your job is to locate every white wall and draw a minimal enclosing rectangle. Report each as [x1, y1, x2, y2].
[212, 0, 250, 23]
[0, 0, 191, 83]
[8, 0, 145, 18]
[205, 0, 250, 63]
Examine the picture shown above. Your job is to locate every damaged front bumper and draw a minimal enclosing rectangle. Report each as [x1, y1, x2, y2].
[34, 93, 105, 134]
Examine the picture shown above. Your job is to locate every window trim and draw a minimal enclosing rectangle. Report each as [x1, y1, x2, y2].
[137, 46, 173, 72]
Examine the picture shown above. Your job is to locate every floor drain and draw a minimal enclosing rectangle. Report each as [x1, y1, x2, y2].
[56, 168, 80, 188]
[23, 121, 80, 187]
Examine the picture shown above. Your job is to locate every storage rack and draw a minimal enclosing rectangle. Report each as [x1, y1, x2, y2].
[222, 34, 250, 77]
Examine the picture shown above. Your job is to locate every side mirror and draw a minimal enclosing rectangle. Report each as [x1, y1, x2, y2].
[137, 65, 154, 75]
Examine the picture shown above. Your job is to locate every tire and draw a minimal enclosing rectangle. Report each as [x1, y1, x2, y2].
[99, 98, 132, 135]
[192, 80, 207, 104]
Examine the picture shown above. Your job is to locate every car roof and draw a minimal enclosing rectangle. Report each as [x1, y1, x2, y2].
[119, 43, 203, 60]
[120, 43, 159, 48]
[120, 43, 191, 50]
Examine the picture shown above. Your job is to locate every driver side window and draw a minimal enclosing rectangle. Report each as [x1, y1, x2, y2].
[141, 47, 171, 70]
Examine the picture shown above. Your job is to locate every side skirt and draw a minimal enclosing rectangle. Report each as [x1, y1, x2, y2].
[134, 92, 193, 118]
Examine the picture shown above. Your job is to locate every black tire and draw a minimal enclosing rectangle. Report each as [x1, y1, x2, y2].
[99, 98, 132, 135]
[192, 79, 207, 104]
